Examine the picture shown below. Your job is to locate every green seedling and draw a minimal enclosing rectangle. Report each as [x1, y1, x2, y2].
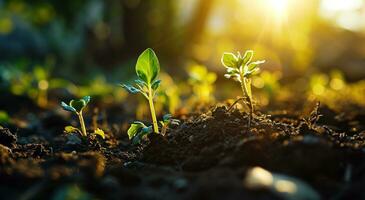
[221, 50, 265, 127]
[127, 121, 153, 145]
[159, 114, 180, 136]
[61, 96, 91, 137]
[127, 114, 179, 144]
[121, 48, 161, 133]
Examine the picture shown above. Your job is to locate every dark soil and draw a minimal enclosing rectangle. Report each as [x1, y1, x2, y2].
[1, 98, 365, 200]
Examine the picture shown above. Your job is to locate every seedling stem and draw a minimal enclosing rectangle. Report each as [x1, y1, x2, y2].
[148, 85, 159, 133]
[77, 111, 87, 137]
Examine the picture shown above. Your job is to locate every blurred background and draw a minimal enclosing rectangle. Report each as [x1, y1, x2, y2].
[0, 0, 365, 119]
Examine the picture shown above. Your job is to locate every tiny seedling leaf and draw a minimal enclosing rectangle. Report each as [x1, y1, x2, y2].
[70, 99, 87, 112]
[64, 126, 81, 134]
[127, 121, 146, 140]
[121, 84, 141, 94]
[163, 114, 172, 121]
[83, 96, 91, 105]
[242, 50, 254, 65]
[93, 128, 105, 139]
[135, 79, 147, 87]
[248, 60, 265, 71]
[221, 53, 238, 68]
[135, 48, 160, 84]
[61, 102, 76, 113]
[132, 126, 153, 145]
[151, 79, 161, 90]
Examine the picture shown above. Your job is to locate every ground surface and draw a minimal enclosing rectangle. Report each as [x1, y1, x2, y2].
[1, 96, 365, 200]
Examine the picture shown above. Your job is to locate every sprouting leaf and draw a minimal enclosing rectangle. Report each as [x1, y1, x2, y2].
[242, 50, 254, 65]
[83, 96, 91, 105]
[121, 84, 140, 94]
[127, 121, 146, 140]
[61, 102, 76, 113]
[163, 114, 172, 121]
[248, 60, 265, 71]
[244, 66, 261, 78]
[70, 99, 87, 112]
[221, 53, 238, 68]
[64, 126, 81, 134]
[93, 128, 105, 139]
[135, 48, 160, 84]
[132, 126, 153, 145]
[151, 79, 161, 90]
[135, 79, 147, 87]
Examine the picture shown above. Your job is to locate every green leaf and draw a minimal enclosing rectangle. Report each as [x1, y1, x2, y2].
[61, 102, 76, 113]
[83, 96, 91, 105]
[135, 79, 147, 87]
[163, 114, 172, 121]
[132, 126, 153, 145]
[135, 48, 160, 85]
[151, 79, 161, 90]
[70, 99, 86, 112]
[93, 128, 105, 139]
[248, 60, 265, 71]
[242, 50, 254, 65]
[121, 84, 140, 94]
[221, 53, 238, 68]
[64, 126, 81, 134]
[127, 121, 146, 140]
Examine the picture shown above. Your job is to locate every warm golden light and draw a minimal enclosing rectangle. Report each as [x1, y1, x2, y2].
[265, 0, 289, 24]
[268, 0, 289, 19]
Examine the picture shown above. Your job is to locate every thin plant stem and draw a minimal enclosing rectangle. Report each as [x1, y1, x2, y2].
[228, 97, 247, 111]
[77, 111, 87, 137]
[148, 86, 159, 133]
[239, 74, 253, 128]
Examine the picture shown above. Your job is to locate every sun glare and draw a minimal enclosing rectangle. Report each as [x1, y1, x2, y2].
[267, 0, 289, 22]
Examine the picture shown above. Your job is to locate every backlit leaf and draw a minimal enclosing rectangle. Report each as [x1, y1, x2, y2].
[127, 121, 146, 140]
[135, 48, 160, 84]
[242, 50, 254, 66]
[221, 53, 238, 68]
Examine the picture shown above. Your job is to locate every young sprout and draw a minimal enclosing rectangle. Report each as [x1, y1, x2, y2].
[121, 48, 161, 133]
[127, 121, 153, 145]
[159, 114, 180, 136]
[61, 96, 91, 137]
[221, 50, 265, 127]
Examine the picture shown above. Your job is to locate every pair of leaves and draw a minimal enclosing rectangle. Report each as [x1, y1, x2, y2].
[64, 126, 105, 139]
[61, 96, 91, 113]
[127, 121, 153, 144]
[121, 48, 161, 97]
[221, 50, 265, 80]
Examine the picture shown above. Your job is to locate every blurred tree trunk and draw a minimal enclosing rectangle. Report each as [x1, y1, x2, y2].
[184, 0, 215, 53]
[87, 0, 215, 71]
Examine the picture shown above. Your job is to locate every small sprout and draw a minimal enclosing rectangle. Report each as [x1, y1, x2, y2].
[127, 121, 153, 145]
[93, 128, 105, 139]
[221, 50, 265, 127]
[61, 96, 91, 137]
[121, 48, 161, 133]
[159, 114, 180, 136]
[64, 126, 82, 135]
